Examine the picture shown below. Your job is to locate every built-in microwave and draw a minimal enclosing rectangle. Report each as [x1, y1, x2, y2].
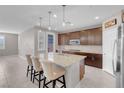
[69, 39, 80, 45]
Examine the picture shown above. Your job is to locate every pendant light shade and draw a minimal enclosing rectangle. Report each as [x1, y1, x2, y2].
[62, 5, 66, 26]
[62, 5, 73, 26]
[48, 11, 52, 30]
[39, 17, 42, 32]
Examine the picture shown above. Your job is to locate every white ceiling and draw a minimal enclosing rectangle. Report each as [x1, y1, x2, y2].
[0, 5, 124, 34]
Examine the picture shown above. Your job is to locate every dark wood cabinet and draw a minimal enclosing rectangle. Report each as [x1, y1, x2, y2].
[80, 31, 88, 45]
[58, 27, 102, 45]
[85, 54, 102, 68]
[87, 27, 102, 45]
[69, 31, 80, 39]
[58, 33, 69, 45]
[93, 28, 102, 45]
[75, 52, 102, 68]
[87, 30, 95, 45]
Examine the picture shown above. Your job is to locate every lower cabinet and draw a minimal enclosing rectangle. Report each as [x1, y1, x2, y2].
[84, 54, 102, 68]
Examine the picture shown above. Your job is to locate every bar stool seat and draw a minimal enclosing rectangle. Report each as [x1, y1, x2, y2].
[42, 62, 66, 88]
[33, 57, 44, 88]
[26, 54, 33, 81]
[45, 63, 65, 81]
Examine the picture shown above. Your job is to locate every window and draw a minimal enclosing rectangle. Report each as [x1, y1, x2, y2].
[0, 35, 5, 49]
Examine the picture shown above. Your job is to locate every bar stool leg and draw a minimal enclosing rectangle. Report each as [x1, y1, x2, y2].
[26, 65, 29, 77]
[39, 71, 41, 88]
[53, 80, 56, 88]
[31, 66, 33, 81]
[33, 70, 35, 83]
[63, 75, 66, 88]
[43, 77, 46, 88]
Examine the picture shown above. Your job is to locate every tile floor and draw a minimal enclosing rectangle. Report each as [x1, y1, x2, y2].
[0, 55, 115, 88]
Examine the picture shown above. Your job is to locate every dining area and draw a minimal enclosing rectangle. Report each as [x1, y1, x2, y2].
[25, 53, 86, 88]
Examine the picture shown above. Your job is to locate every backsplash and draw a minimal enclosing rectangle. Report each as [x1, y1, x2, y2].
[57, 45, 102, 54]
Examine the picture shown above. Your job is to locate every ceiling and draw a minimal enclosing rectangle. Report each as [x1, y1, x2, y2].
[0, 5, 124, 34]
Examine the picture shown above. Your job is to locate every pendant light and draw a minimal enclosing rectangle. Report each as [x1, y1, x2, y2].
[48, 11, 52, 30]
[38, 17, 46, 54]
[62, 5, 73, 26]
[39, 17, 42, 32]
[62, 5, 66, 26]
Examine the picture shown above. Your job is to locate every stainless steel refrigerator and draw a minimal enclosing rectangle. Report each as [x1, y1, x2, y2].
[112, 23, 124, 88]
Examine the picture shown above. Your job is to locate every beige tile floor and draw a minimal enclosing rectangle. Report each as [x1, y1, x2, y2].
[0, 55, 115, 88]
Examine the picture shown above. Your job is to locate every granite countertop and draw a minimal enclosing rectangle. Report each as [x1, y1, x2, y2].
[63, 49, 102, 54]
[40, 53, 86, 67]
[58, 45, 102, 54]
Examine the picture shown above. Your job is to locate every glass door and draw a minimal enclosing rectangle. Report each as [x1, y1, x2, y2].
[38, 31, 55, 58]
[37, 30, 46, 59]
[46, 32, 55, 55]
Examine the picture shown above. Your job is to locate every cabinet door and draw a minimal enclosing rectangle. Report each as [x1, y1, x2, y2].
[87, 27, 102, 45]
[69, 32, 80, 39]
[64, 33, 69, 45]
[58, 34, 69, 45]
[80, 31, 88, 45]
[58, 34, 62, 45]
[94, 28, 102, 45]
[60, 34, 65, 45]
[38, 31, 45, 51]
[88, 30, 95, 45]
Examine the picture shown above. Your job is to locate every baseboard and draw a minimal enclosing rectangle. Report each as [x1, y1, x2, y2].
[102, 68, 115, 77]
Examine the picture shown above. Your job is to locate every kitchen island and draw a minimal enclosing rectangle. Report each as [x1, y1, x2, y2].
[40, 53, 86, 88]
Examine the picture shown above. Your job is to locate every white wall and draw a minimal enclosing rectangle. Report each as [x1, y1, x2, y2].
[19, 26, 58, 58]
[0, 33, 18, 56]
[18, 27, 37, 58]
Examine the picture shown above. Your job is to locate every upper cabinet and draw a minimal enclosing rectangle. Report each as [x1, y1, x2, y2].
[80, 31, 88, 45]
[87, 27, 102, 45]
[93, 28, 102, 45]
[87, 30, 95, 45]
[69, 31, 80, 39]
[58, 27, 102, 45]
[58, 33, 69, 45]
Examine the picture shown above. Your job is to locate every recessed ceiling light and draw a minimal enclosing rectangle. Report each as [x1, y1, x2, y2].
[70, 23, 74, 26]
[95, 16, 99, 20]
[53, 14, 57, 18]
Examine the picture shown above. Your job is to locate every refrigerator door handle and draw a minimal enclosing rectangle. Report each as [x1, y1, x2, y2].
[116, 59, 121, 72]
[116, 38, 121, 72]
[112, 39, 117, 74]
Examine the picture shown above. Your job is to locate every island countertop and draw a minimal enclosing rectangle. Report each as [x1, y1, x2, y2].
[39, 53, 86, 87]
[40, 53, 86, 67]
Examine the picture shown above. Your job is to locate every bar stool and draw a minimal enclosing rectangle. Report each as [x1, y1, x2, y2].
[26, 54, 33, 81]
[33, 57, 44, 88]
[42, 62, 66, 88]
